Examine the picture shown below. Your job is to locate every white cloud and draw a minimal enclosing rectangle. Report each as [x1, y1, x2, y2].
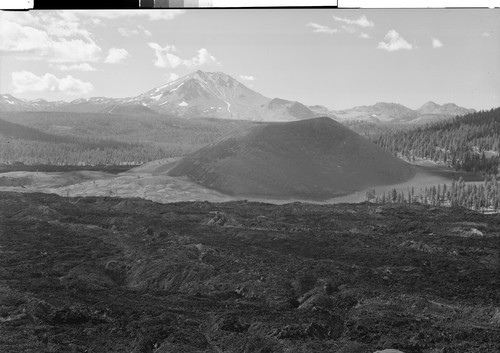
[239, 75, 255, 81]
[118, 27, 139, 37]
[333, 15, 374, 28]
[55, 11, 79, 23]
[138, 25, 152, 36]
[482, 32, 491, 37]
[12, 71, 94, 95]
[432, 37, 443, 48]
[306, 22, 338, 34]
[148, 43, 182, 68]
[0, 11, 41, 26]
[104, 48, 130, 64]
[308, 16, 374, 37]
[0, 12, 102, 63]
[359, 32, 370, 39]
[45, 17, 93, 41]
[0, 10, 174, 65]
[377, 30, 413, 52]
[341, 25, 356, 34]
[119, 25, 152, 37]
[167, 73, 180, 82]
[56, 63, 96, 71]
[51, 39, 102, 63]
[148, 42, 220, 69]
[0, 19, 50, 52]
[184, 48, 220, 68]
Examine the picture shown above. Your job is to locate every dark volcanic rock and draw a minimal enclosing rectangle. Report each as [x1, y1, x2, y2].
[1, 192, 500, 353]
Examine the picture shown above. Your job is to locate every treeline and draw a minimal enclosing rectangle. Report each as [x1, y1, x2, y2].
[0, 112, 254, 166]
[366, 175, 500, 212]
[0, 111, 252, 148]
[0, 136, 171, 166]
[370, 108, 500, 175]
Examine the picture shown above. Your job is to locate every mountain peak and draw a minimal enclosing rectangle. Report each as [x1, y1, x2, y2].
[373, 102, 407, 108]
[191, 69, 208, 79]
[420, 101, 439, 107]
[189, 70, 232, 80]
[417, 101, 441, 114]
[135, 70, 275, 120]
[417, 101, 474, 116]
[0, 70, 475, 124]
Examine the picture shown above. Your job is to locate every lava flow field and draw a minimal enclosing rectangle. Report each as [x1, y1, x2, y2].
[1, 191, 500, 353]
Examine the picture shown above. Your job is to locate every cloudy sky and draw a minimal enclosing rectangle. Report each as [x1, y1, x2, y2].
[0, 9, 498, 110]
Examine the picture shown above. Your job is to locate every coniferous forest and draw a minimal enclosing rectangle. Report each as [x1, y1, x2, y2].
[366, 175, 500, 213]
[0, 114, 251, 166]
[2, 108, 500, 211]
[370, 108, 500, 175]
[0, 136, 170, 166]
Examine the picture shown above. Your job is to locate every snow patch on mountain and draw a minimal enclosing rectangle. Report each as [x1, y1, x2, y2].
[154, 80, 178, 92]
[0, 71, 476, 124]
[170, 82, 184, 93]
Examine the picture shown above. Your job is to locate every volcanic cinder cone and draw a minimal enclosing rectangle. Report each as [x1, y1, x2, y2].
[168, 117, 415, 200]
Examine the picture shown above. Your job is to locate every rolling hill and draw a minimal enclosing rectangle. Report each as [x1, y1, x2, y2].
[0, 116, 173, 167]
[167, 117, 415, 200]
[0, 117, 72, 143]
[0, 111, 260, 166]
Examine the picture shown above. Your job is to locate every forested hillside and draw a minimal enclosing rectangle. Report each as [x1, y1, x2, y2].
[0, 113, 255, 167]
[370, 108, 500, 175]
[0, 112, 255, 145]
[0, 118, 169, 166]
[0, 137, 170, 166]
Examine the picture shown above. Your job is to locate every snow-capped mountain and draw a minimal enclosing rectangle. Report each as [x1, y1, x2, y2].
[0, 94, 38, 112]
[130, 70, 271, 120]
[0, 71, 476, 124]
[0, 71, 317, 122]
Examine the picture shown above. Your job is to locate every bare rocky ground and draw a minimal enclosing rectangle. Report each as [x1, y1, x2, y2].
[1, 191, 500, 353]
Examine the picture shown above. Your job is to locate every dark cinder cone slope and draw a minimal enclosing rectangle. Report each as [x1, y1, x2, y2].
[168, 117, 415, 200]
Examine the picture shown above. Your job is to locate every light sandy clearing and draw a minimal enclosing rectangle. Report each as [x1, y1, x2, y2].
[0, 161, 485, 205]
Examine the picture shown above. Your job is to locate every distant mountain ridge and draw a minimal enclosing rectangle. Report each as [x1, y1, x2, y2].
[0, 71, 475, 124]
[309, 101, 476, 124]
[416, 101, 474, 115]
[0, 71, 316, 122]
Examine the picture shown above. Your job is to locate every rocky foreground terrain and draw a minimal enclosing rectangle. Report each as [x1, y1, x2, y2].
[1, 191, 500, 353]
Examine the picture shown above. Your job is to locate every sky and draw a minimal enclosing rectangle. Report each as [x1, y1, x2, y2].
[0, 9, 499, 110]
